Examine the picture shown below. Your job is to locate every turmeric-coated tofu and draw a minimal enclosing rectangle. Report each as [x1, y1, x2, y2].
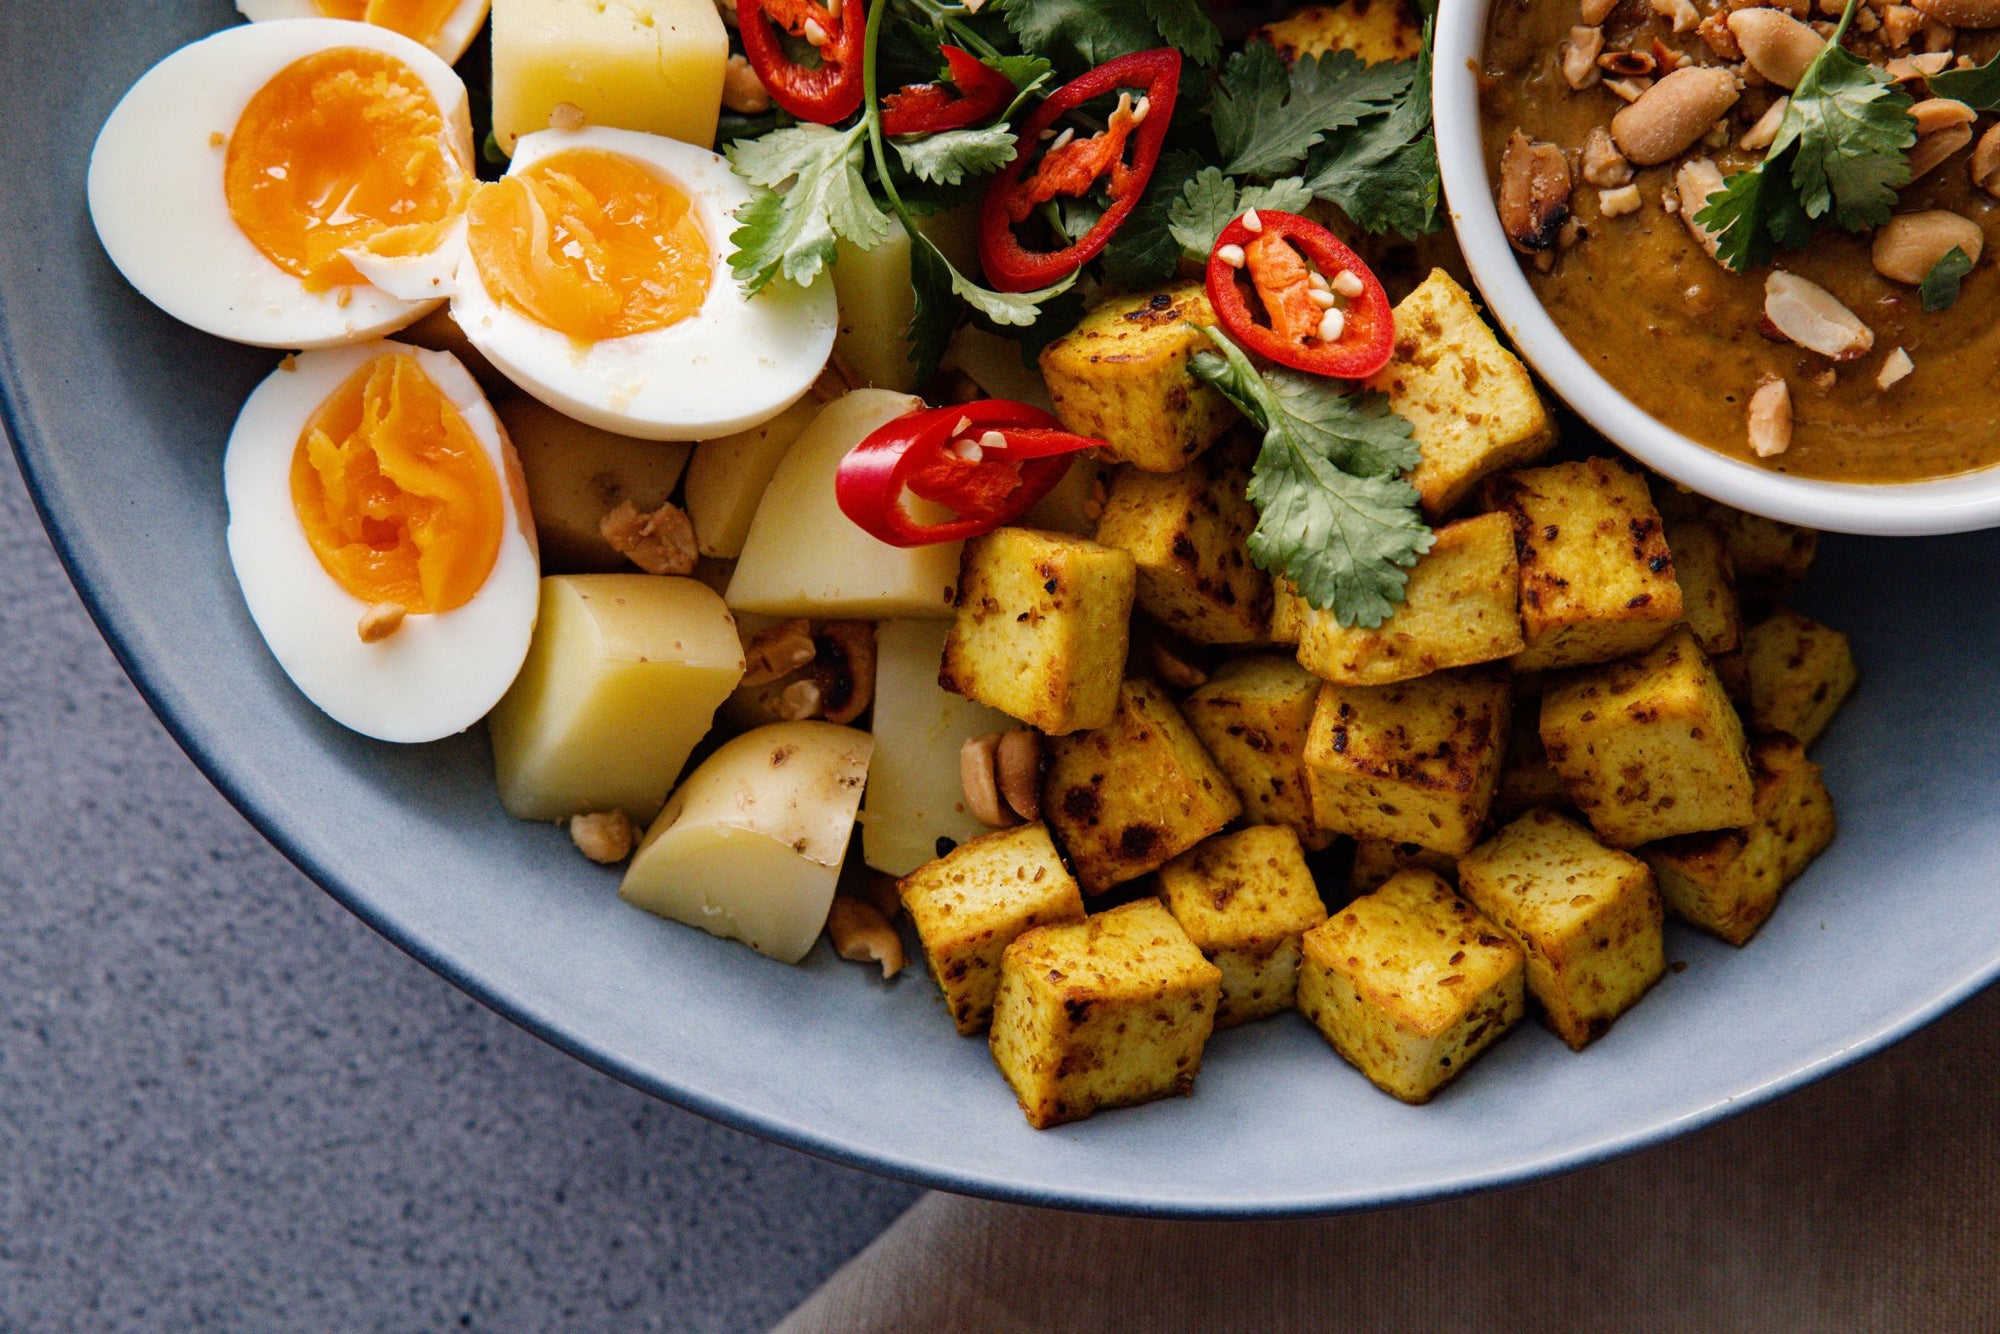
[1093, 444, 1271, 644]
[1250, 0, 1426, 63]
[1297, 868, 1525, 1103]
[1044, 679, 1243, 893]
[1268, 577, 1307, 645]
[1182, 655, 1331, 849]
[1158, 826, 1329, 1027]
[1540, 626, 1755, 847]
[898, 823, 1088, 1035]
[1038, 283, 1236, 473]
[1652, 486, 1818, 598]
[1302, 667, 1511, 857]
[1494, 702, 1569, 822]
[1641, 734, 1837, 945]
[939, 527, 1135, 735]
[1294, 512, 1524, 686]
[1662, 516, 1741, 657]
[1742, 609, 1857, 748]
[1487, 458, 1684, 672]
[1348, 839, 1458, 893]
[990, 899, 1223, 1128]
[1365, 271, 1556, 518]
[1457, 808, 1666, 1050]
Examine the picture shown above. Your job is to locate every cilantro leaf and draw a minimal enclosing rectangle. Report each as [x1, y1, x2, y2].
[1213, 42, 1409, 179]
[987, 53, 1057, 94]
[1303, 36, 1440, 237]
[892, 124, 1019, 186]
[1100, 149, 1202, 289]
[727, 124, 892, 292]
[950, 261, 1078, 327]
[1141, 0, 1223, 65]
[1167, 168, 1314, 261]
[1188, 328, 1431, 628]
[1002, 0, 1162, 69]
[1696, 146, 1814, 273]
[1784, 45, 1913, 232]
[1927, 51, 2000, 112]
[907, 235, 959, 385]
[1921, 245, 1974, 312]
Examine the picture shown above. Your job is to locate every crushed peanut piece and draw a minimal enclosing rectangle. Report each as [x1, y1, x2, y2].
[742, 619, 818, 687]
[600, 500, 698, 576]
[778, 679, 824, 721]
[1582, 127, 1634, 187]
[722, 53, 772, 113]
[1877, 347, 1915, 390]
[1747, 376, 1793, 458]
[826, 896, 905, 978]
[1599, 184, 1645, 216]
[548, 102, 587, 131]
[570, 811, 636, 865]
[357, 601, 407, 644]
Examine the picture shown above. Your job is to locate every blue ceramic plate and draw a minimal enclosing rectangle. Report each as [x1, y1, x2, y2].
[8, 0, 1998, 1218]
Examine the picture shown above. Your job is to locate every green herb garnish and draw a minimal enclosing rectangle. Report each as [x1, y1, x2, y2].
[1927, 51, 2000, 112]
[1921, 245, 1974, 312]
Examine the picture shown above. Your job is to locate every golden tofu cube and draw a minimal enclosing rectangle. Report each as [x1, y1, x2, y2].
[1251, 0, 1426, 63]
[1297, 868, 1525, 1103]
[1365, 271, 1556, 519]
[1540, 626, 1754, 847]
[939, 527, 1136, 735]
[1743, 609, 1858, 747]
[990, 899, 1224, 1128]
[1181, 655, 1333, 849]
[1093, 445, 1271, 644]
[1494, 702, 1569, 822]
[1294, 512, 1524, 686]
[1487, 458, 1685, 672]
[1641, 735, 1837, 946]
[1663, 516, 1741, 657]
[1653, 487, 1818, 598]
[1044, 679, 1244, 893]
[898, 823, 1088, 1035]
[1268, 577, 1307, 645]
[1458, 808, 1666, 1050]
[1038, 282, 1236, 473]
[1158, 826, 1330, 1027]
[1348, 839, 1458, 893]
[1302, 668, 1511, 857]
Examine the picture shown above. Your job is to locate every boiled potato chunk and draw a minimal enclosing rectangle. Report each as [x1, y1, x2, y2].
[861, 620, 1013, 876]
[726, 389, 963, 619]
[488, 575, 744, 824]
[498, 397, 691, 572]
[491, 0, 727, 153]
[620, 722, 874, 963]
[833, 208, 979, 392]
[683, 396, 820, 560]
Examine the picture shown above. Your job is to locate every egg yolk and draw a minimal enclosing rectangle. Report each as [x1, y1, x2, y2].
[226, 47, 469, 293]
[291, 353, 502, 615]
[464, 148, 712, 344]
[312, 0, 461, 44]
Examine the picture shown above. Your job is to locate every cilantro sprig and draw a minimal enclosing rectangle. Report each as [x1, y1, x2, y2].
[1927, 50, 2000, 112]
[1695, 0, 1915, 273]
[1188, 328, 1432, 628]
[1921, 245, 1973, 312]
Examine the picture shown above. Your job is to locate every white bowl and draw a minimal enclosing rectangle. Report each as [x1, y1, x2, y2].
[1431, 0, 2000, 537]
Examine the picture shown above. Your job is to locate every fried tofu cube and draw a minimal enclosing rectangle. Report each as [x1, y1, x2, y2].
[898, 823, 1089, 1035]
[1044, 679, 1243, 893]
[1494, 703, 1569, 821]
[1093, 445, 1271, 644]
[1487, 458, 1685, 672]
[939, 527, 1136, 735]
[1540, 627, 1754, 847]
[990, 899, 1223, 1128]
[1268, 577, 1307, 645]
[1297, 868, 1525, 1103]
[1653, 487, 1818, 598]
[1251, 0, 1427, 63]
[1038, 283, 1236, 473]
[1663, 516, 1741, 657]
[1348, 839, 1458, 893]
[1182, 656, 1333, 849]
[1640, 735, 1837, 946]
[1302, 667, 1511, 857]
[1158, 826, 1330, 1026]
[1457, 808, 1665, 1049]
[1743, 609, 1858, 747]
[1294, 512, 1524, 686]
[1365, 271, 1556, 519]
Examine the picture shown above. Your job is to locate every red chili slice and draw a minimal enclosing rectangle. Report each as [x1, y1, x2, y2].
[835, 401, 1102, 547]
[977, 49, 1182, 293]
[1205, 211, 1395, 380]
[738, 0, 865, 125]
[881, 46, 1017, 137]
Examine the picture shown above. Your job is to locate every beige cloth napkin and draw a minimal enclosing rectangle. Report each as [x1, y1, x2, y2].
[780, 981, 2000, 1332]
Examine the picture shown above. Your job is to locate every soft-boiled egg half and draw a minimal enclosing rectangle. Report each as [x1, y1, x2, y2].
[451, 126, 838, 440]
[89, 20, 474, 349]
[236, 0, 492, 66]
[225, 341, 540, 743]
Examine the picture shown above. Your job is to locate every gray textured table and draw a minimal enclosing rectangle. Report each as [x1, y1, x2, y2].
[0, 445, 919, 1329]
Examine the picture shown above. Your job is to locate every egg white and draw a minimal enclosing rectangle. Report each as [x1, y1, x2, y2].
[235, 0, 492, 66]
[225, 341, 541, 743]
[451, 127, 839, 441]
[88, 20, 474, 351]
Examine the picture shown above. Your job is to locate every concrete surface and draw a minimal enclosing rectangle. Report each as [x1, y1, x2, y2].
[0, 448, 920, 1330]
